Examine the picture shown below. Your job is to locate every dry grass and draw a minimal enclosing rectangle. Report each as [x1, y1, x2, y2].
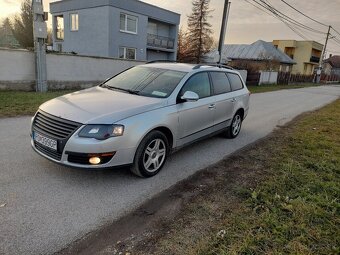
[132, 99, 340, 255]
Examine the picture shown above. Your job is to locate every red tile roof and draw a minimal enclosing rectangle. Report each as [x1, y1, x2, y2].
[325, 55, 340, 68]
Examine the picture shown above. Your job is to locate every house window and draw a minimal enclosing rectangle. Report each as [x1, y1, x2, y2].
[147, 22, 157, 35]
[120, 13, 138, 34]
[70, 13, 78, 31]
[55, 15, 64, 40]
[119, 47, 136, 60]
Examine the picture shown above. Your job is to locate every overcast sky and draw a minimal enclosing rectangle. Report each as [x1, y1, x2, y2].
[1, 0, 340, 55]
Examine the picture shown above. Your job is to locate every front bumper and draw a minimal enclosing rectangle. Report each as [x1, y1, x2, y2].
[31, 132, 137, 169]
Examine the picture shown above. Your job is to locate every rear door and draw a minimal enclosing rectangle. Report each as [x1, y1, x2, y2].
[227, 72, 248, 112]
[209, 71, 235, 130]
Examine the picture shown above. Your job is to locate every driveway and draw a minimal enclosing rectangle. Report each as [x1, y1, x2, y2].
[0, 85, 339, 255]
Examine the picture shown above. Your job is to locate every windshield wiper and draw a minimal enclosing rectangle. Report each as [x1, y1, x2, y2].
[102, 85, 139, 95]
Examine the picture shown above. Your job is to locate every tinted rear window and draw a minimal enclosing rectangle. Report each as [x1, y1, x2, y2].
[227, 73, 244, 91]
[210, 72, 231, 95]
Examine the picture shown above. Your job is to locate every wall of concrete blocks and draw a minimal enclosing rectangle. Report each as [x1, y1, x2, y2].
[0, 48, 144, 91]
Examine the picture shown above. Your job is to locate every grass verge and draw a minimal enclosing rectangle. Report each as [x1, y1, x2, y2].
[248, 83, 321, 93]
[0, 90, 76, 117]
[0, 84, 332, 117]
[131, 99, 340, 255]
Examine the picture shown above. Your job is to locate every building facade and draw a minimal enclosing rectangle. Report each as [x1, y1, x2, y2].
[272, 40, 323, 75]
[50, 0, 180, 61]
[323, 55, 340, 76]
[204, 40, 296, 72]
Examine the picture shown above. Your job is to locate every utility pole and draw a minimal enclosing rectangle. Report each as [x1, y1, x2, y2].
[317, 25, 331, 83]
[218, 0, 231, 64]
[32, 0, 48, 92]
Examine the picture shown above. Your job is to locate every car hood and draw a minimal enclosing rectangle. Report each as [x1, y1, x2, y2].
[39, 87, 167, 124]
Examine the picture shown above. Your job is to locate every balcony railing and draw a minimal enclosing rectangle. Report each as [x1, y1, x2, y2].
[147, 34, 175, 50]
[310, 56, 320, 63]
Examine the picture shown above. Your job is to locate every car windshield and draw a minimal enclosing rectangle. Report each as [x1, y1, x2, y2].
[103, 66, 187, 98]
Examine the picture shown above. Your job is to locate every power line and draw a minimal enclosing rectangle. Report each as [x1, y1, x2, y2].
[330, 37, 340, 47]
[254, 0, 326, 34]
[279, 0, 328, 27]
[243, 0, 340, 54]
[244, 0, 309, 40]
[331, 27, 340, 37]
[244, 0, 327, 41]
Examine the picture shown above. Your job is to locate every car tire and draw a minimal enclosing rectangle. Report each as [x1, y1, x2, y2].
[223, 111, 243, 139]
[130, 130, 169, 178]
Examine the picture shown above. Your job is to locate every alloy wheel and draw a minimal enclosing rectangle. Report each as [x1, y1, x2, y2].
[232, 114, 242, 136]
[143, 138, 166, 173]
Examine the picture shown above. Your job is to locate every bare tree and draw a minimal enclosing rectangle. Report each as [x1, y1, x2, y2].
[258, 52, 281, 71]
[177, 27, 189, 62]
[186, 0, 214, 63]
[11, 0, 33, 49]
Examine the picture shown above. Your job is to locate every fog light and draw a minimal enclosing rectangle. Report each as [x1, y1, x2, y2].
[89, 157, 101, 165]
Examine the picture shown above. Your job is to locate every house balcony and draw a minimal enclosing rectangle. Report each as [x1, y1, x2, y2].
[310, 56, 320, 63]
[147, 34, 175, 51]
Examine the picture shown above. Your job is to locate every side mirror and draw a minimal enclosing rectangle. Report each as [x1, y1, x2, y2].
[181, 91, 199, 102]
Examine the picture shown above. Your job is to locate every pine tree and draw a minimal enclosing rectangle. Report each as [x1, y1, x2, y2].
[0, 18, 19, 48]
[186, 0, 213, 63]
[11, 0, 34, 49]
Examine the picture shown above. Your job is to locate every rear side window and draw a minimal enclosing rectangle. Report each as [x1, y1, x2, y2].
[180, 72, 211, 98]
[227, 73, 244, 91]
[210, 72, 231, 95]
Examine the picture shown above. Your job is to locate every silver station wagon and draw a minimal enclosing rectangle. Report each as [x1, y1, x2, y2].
[31, 63, 250, 177]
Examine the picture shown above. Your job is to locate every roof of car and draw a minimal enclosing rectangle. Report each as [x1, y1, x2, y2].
[140, 62, 235, 73]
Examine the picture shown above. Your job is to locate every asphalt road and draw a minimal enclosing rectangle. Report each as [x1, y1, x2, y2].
[0, 85, 339, 255]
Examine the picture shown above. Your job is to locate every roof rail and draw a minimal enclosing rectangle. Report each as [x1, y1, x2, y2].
[146, 60, 177, 64]
[193, 63, 234, 70]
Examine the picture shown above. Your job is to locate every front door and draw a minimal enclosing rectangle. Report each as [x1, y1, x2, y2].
[176, 72, 215, 146]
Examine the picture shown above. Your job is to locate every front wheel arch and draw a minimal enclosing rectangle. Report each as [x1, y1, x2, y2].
[130, 130, 170, 177]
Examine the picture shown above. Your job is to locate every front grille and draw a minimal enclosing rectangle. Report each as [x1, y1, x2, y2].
[33, 111, 81, 139]
[32, 110, 82, 161]
[34, 142, 62, 161]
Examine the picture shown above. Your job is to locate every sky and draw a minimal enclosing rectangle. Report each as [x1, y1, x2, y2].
[1, 0, 340, 55]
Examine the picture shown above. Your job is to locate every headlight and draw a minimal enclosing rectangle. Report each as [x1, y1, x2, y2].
[78, 124, 124, 140]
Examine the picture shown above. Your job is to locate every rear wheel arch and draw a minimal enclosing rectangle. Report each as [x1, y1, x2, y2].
[235, 108, 244, 120]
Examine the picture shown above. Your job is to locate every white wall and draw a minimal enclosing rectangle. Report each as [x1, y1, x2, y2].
[0, 48, 144, 90]
[259, 71, 278, 85]
[46, 54, 142, 81]
[0, 48, 35, 81]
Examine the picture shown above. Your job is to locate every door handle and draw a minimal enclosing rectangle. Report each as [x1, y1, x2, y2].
[208, 104, 216, 109]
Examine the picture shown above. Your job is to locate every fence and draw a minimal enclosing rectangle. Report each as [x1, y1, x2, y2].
[277, 72, 314, 85]
[321, 74, 340, 82]
[0, 48, 144, 91]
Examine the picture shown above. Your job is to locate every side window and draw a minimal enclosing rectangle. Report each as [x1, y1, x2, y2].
[180, 72, 211, 99]
[227, 73, 244, 91]
[70, 13, 79, 31]
[210, 72, 231, 95]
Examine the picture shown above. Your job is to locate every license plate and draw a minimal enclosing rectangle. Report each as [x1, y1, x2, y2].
[34, 132, 57, 151]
